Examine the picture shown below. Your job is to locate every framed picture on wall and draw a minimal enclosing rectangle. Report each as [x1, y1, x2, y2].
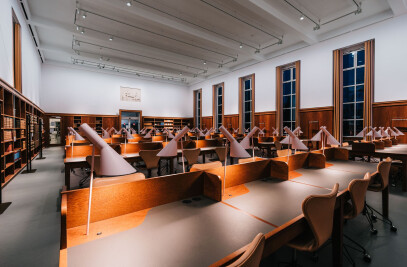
[120, 87, 141, 102]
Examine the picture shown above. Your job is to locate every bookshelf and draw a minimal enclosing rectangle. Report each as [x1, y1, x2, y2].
[142, 117, 192, 130]
[0, 79, 44, 188]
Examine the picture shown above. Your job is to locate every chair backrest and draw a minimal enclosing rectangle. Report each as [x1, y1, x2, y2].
[190, 161, 222, 172]
[302, 183, 339, 249]
[215, 147, 227, 162]
[277, 149, 292, 157]
[183, 148, 201, 165]
[347, 173, 371, 218]
[377, 157, 392, 189]
[274, 140, 282, 150]
[226, 233, 265, 267]
[139, 149, 161, 169]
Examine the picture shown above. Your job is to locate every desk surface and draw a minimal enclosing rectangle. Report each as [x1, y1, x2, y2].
[67, 197, 275, 267]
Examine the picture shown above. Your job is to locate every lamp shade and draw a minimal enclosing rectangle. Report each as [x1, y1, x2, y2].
[394, 127, 405, 136]
[197, 128, 205, 137]
[379, 127, 389, 138]
[121, 128, 134, 140]
[311, 129, 323, 141]
[166, 129, 175, 139]
[157, 126, 189, 157]
[102, 128, 110, 139]
[321, 127, 341, 146]
[355, 127, 367, 137]
[281, 127, 308, 150]
[240, 126, 259, 149]
[144, 128, 153, 138]
[367, 127, 382, 138]
[272, 127, 279, 136]
[292, 127, 303, 135]
[258, 128, 265, 136]
[219, 126, 250, 158]
[130, 128, 137, 134]
[205, 128, 214, 136]
[69, 127, 85, 141]
[233, 128, 239, 134]
[79, 123, 136, 176]
[108, 127, 118, 135]
[386, 127, 398, 137]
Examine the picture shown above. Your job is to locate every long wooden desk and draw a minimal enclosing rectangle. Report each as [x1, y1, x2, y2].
[60, 148, 385, 267]
[348, 143, 407, 191]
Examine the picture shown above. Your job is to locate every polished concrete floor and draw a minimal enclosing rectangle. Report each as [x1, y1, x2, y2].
[1, 147, 406, 266]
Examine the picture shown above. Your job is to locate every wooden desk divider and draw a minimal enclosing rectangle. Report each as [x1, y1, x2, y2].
[352, 142, 376, 153]
[60, 171, 221, 249]
[373, 140, 385, 149]
[120, 142, 163, 154]
[196, 139, 222, 148]
[65, 135, 89, 145]
[391, 138, 398, 145]
[383, 139, 392, 147]
[152, 136, 166, 142]
[271, 152, 326, 173]
[312, 147, 349, 161]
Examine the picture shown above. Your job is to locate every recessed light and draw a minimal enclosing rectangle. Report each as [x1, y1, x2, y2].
[179, 72, 182, 76]
[126, 1, 132, 6]
[82, 12, 87, 19]
[203, 61, 206, 65]
[76, 26, 79, 31]
[300, 15, 304, 21]
[81, 29, 85, 34]
[239, 44, 243, 49]
[109, 36, 113, 41]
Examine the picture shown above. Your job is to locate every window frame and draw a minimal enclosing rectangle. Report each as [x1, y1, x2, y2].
[12, 9, 22, 93]
[193, 89, 202, 129]
[239, 74, 255, 133]
[212, 82, 224, 130]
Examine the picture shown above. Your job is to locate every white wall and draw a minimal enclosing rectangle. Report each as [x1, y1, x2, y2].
[40, 63, 193, 117]
[0, 0, 42, 105]
[191, 14, 407, 117]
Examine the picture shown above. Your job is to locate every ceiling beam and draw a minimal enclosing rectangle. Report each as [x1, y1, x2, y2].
[247, 0, 318, 44]
[386, 0, 407, 16]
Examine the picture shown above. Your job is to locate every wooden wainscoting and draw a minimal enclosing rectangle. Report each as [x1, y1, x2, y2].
[373, 100, 407, 143]
[255, 111, 276, 136]
[202, 116, 213, 129]
[224, 114, 239, 130]
[299, 106, 333, 139]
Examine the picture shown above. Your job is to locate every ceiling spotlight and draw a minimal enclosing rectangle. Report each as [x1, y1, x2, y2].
[76, 26, 79, 31]
[99, 56, 103, 60]
[179, 72, 183, 76]
[239, 44, 243, 49]
[300, 15, 304, 21]
[203, 61, 206, 65]
[126, 1, 132, 6]
[81, 29, 85, 34]
[109, 36, 114, 41]
[255, 49, 260, 54]
[82, 12, 87, 19]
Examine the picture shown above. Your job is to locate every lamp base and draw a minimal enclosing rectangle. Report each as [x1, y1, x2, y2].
[0, 202, 11, 214]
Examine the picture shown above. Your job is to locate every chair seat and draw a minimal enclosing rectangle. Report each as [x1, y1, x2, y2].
[368, 183, 382, 192]
[287, 228, 318, 252]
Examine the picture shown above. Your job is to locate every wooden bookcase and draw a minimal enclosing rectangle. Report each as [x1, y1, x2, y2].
[1, 79, 44, 188]
[142, 116, 192, 130]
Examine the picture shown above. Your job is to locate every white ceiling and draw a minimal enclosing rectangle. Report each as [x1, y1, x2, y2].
[21, 0, 407, 84]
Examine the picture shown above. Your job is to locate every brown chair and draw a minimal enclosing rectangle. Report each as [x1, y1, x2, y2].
[190, 161, 222, 172]
[276, 149, 292, 157]
[214, 147, 227, 163]
[343, 173, 372, 264]
[139, 149, 161, 178]
[286, 183, 339, 265]
[365, 157, 397, 233]
[226, 233, 265, 267]
[274, 140, 282, 150]
[183, 148, 201, 171]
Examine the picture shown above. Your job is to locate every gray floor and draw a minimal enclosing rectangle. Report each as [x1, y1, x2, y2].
[0, 147, 63, 267]
[1, 147, 407, 266]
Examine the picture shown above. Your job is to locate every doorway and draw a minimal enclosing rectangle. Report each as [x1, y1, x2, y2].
[49, 117, 61, 145]
[120, 110, 142, 133]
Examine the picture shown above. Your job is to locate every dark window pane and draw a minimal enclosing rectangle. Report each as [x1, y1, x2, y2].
[292, 95, 296, 108]
[283, 82, 291, 95]
[218, 106, 222, 114]
[244, 80, 251, 90]
[343, 120, 354, 136]
[245, 123, 251, 130]
[283, 96, 291, 108]
[356, 120, 363, 133]
[293, 68, 296, 80]
[343, 53, 354, 69]
[356, 67, 364, 84]
[343, 86, 355, 103]
[218, 115, 222, 124]
[343, 103, 355, 119]
[357, 50, 365, 66]
[283, 122, 291, 130]
[292, 108, 296, 121]
[245, 112, 251, 123]
[245, 90, 251, 101]
[218, 86, 222, 95]
[343, 69, 355, 86]
[292, 81, 296, 94]
[218, 96, 222, 105]
[283, 69, 291, 82]
[356, 85, 364, 102]
[283, 109, 291, 121]
[356, 103, 363, 119]
[245, 101, 251, 112]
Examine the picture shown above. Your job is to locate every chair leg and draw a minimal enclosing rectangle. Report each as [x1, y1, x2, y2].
[364, 204, 378, 234]
[343, 234, 371, 263]
[147, 169, 151, 178]
[365, 203, 397, 232]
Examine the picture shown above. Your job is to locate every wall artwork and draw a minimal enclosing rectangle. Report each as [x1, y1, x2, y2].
[120, 87, 141, 102]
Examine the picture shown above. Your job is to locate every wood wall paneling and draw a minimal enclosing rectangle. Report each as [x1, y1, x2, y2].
[254, 111, 276, 136]
[224, 114, 239, 131]
[299, 107, 333, 139]
[202, 116, 213, 130]
[373, 100, 407, 143]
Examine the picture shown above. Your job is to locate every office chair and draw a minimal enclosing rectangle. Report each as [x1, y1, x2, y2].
[365, 157, 397, 233]
[226, 233, 265, 267]
[343, 173, 372, 265]
[139, 149, 161, 178]
[182, 148, 201, 171]
[284, 183, 339, 266]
